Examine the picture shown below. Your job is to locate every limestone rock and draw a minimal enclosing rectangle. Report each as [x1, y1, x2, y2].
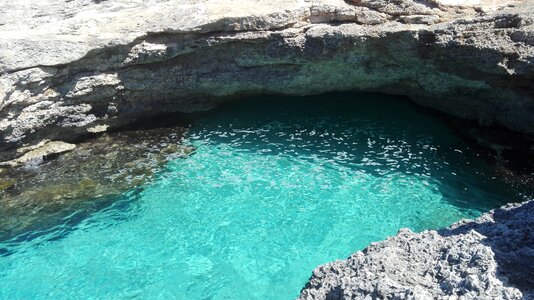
[299, 200, 534, 299]
[0, 141, 76, 167]
[1, 0, 533, 161]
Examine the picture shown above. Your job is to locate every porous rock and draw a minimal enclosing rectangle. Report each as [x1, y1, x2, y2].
[299, 200, 534, 299]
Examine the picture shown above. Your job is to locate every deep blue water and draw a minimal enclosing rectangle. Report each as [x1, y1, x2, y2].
[0, 94, 526, 299]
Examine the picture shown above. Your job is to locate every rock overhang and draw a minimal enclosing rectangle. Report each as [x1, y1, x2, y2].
[0, 0, 533, 162]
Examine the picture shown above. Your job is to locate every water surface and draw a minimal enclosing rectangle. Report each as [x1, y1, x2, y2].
[0, 94, 529, 299]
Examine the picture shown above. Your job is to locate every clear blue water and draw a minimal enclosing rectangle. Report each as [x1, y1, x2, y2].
[0, 94, 526, 299]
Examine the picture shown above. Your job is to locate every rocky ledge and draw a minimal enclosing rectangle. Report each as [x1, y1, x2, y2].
[299, 200, 534, 299]
[1, 0, 534, 162]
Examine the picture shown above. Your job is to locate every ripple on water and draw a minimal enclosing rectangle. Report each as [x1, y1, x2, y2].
[0, 93, 530, 299]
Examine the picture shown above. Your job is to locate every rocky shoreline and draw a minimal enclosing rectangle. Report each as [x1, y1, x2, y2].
[299, 200, 534, 299]
[1, 0, 534, 298]
[1, 0, 534, 162]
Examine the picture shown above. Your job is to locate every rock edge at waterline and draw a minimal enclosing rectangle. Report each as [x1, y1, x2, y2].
[299, 200, 534, 299]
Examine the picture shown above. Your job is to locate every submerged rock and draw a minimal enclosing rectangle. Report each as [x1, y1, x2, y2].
[0, 124, 192, 239]
[1, 0, 534, 161]
[299, 200, 534, 299]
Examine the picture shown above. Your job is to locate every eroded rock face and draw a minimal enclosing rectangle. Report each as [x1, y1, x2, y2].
[1, 0, 533, 162]
[299, 200, 534, 299]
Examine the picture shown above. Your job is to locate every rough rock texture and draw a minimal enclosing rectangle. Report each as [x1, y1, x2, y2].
[1, 0, 533, 161]
[299, 200, 534, 299]
[0, 122, 192, 239]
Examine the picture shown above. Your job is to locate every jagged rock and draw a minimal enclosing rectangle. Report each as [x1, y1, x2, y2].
[0, 0, 533, 162]
[299, 200, 534, 299]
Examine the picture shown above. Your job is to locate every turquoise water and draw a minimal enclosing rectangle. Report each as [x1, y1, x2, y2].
[0, 94, 527, 299]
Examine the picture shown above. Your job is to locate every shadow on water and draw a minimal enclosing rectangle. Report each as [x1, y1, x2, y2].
[0, 92, 532, 256]
[0, 188, 143, 257]
[0, 123, 190, 249]
[185, 92, 533, 212]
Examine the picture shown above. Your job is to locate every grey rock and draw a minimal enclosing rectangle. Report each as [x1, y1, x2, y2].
[398, 14, 441, 24]
[1, 0, 533, 162]
[299, 200, 534, 300]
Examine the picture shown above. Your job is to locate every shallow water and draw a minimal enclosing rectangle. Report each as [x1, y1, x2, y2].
[0, 94, 529, 299]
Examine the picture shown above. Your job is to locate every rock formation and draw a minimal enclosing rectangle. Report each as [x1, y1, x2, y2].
[1, 1, 533, 298]
[299, 200, 534, 299]
[1, 0, 533, 162]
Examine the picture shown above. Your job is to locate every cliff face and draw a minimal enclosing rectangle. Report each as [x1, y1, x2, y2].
[1, 0, 534, 161]
[299, 200, 534, 300]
